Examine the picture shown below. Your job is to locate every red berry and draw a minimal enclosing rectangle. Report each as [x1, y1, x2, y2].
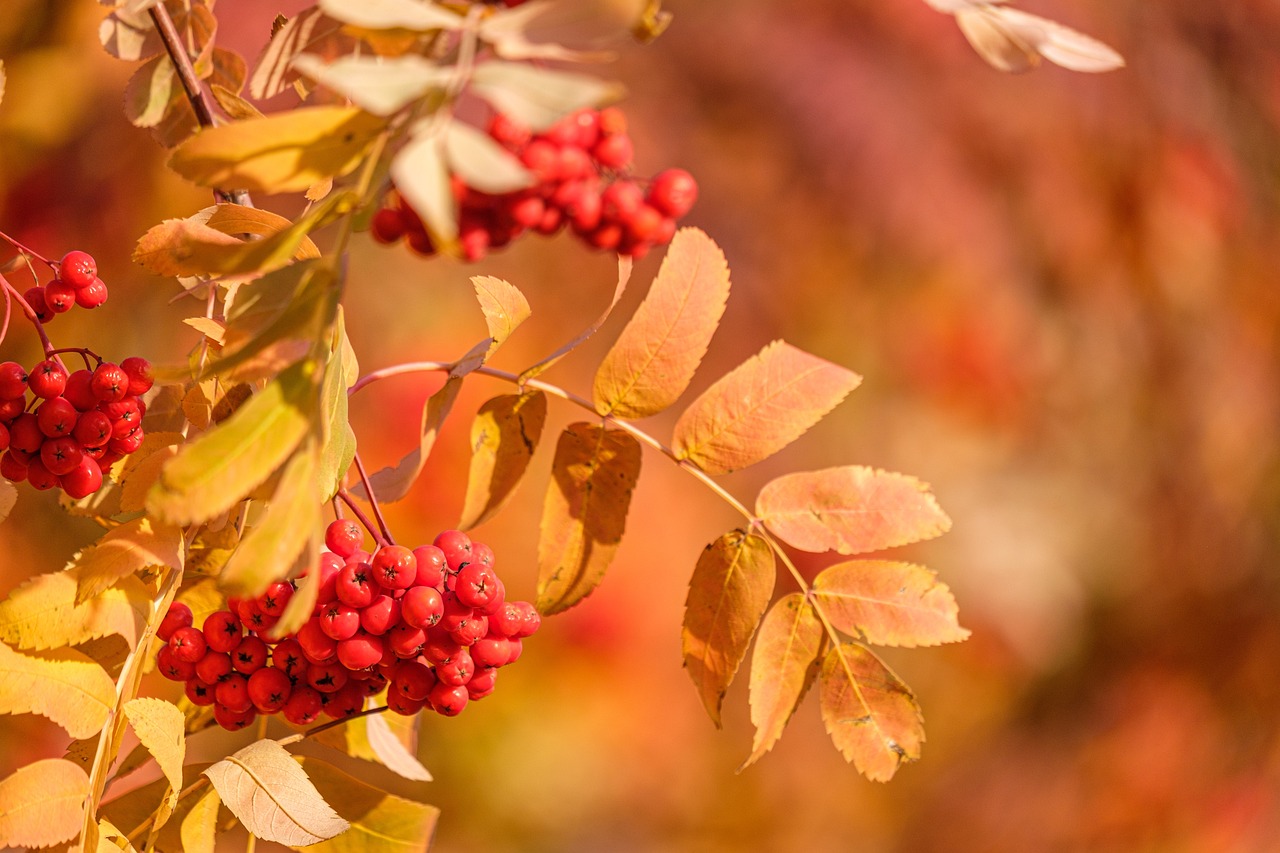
[23, 286, 51, 322]
[601, 180, 644, 223]
[428, 682, 468, 716]
[60, 251, 98, 289]
[592, 133, 634, 170]
[40, 436, 82, 477]
[156, 646, 196, 681]
[467, 666, 498, 700]
[625, 203, 664, 243]
[232, 635, 268, 674]
[422, 631, 462, 666]
[385, 688, 425, 715]
[90, 363, 128, 403]
[648, 168, 698, 218]
[297, 619, 338, 663]
[203, 610, 243, 654]
[433, 530, 473, 574]
[9, 414, 41, 453]
[506, 638, 524, 665]
[371, 208, 405, 244]
[438, 592, 476, 634]
[44, 280, 76, 314]
[108, 429, 144, 455]
[435, 648, 475, 686]
[508, 193, 545, 229]
[271, 638, 306, 678]
[215, 674, 253, 713]
[248, 667, 293, 714]
[36, 397, 77, 438]
[371, 545, 417, 590]
[471, 635, 512, 669]
[28, 360, 67, 400]
[359, 594, 400, 636]
[63, 370, 95, 411]
[519, 139, 560, 182]
[324, 519, 363, 558]
[455, 562, 501, 610]
[0, 362, 26, 399]
[282, 685, 324, 725]
[0, 451, 26, 483]
[185, 679, 216, 706]
[319, 602, 360, 641]
[256, 581, 294, 616]
[401, 586, 444, 630]
[336, 562, 378, 609]
[387, 623, 427, 658]
[489, 602, 523, 638]
[168, 626, 208, 664]
[157, 602, 194, 642]
[75, 279, 108, 309]
[120, 357, 154, 396]
[213, 703, 256, 731]
[306, 661, 349, 694]
[511, 601, 542, 638]
[598, 106, 627, 136]
[411, 546, 447, 589]
[26, 458, 59, 490]
[488, 112, 532, 149]
[450, 613, 488, 646]
[60, 456, 103, 498]
[323, 681, 366, 720]
[392, 660, 437, 702]
[194, 651, 232, 685]
[336, 631, 384, 671]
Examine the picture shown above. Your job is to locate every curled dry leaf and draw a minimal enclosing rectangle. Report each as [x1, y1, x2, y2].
[203, 739, 349, 846]
[536, 424, 643, 615]
[593, 227, 730, 420]
[0, 642, 115, 739]
[812, 560, 969, 647]
[820, 642, 924, 782]
[741, 593, 823, 769]
[682, 529, 775, 727]
[755, 465, 951, 555]
[0, 759, 90, 849]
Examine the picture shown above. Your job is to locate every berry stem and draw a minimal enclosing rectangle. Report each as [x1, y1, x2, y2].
[0, 228, 56, 268]
[276, 703, 391, 746]
[351, 451, 396, 546]
[0, 271, 60, 363]
[335, 487, 388, 548]
[46, 347, 103, 370]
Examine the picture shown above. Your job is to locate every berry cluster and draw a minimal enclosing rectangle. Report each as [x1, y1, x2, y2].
[156, 523, 540, 731]
[371, 107, 698, 262]
[24, 251, 109, 320]
[0, 356, 153, 498]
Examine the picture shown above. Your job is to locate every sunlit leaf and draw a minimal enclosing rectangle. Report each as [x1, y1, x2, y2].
[122, 697, 186, 831]
[0, 570, 149, 651]
[953, 5, 1123, 74]
[123, 53, 174, 128]
[390, 128, 456, 250]
[293, 757, 439, 852]
[536, 423, 642, 614]
[458, 391, 547, 530]
[471, 61, 624, 131]
[250, 8, 336, 100]
[481, 0, 643, 61]
[472, 275, 532, 357]
[203, 739, 349, 846]
[97, 816, 138, 853]
[220, 441, 322, 597]
[318, 0, 463, 31]
[101, 763, 215, 851]
[147, 359, 318, 526]
[444, 121, 536, 195]
[180, 787, 221, 853]
[292, 53, 450, 116]
[269, 536, 321, 640]
[70, 516, 184, 604]
[813, 560, 968, 647]
[756, 466, 951, 555]
[682, 529, 775, 727]
[740, 593, 823, 769]
[594, 228, 730, 419]
[0, 759, 89, 849]
[0, 642, 115, 739]
[672, 341, 861, 475]
[212, 83, 264, 120]
[99, 9, 158, 62]
[0, 479, 15, 523]
[820, 642, 924, 782]
[364, 711, 433, 782]
[318, 310, 358, 499]
[169, 106, 386, 194]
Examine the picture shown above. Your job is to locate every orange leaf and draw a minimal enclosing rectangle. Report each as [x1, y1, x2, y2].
[593, 228, 730, 419]
[0, 758, 90, 849]
[819, 642, 924, 782]
[673, 341, 861, 475]
[740, 593, 823, 769]
[756, 466, 950, 554]
[812, 561, 968, 647]
[536, 424, 642, 615]
[458, 391, 547, 530]
[682, 529, 775, 727]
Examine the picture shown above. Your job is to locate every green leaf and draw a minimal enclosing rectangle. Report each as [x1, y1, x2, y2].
[293, 757, 439, 852]
[458, 391, 547, 530]
[444, 121, 535, 195]
[317, 310, 358, 499]
[292, 53, 450, 116]
[147, 358, 319, 526]
[220, 441, 322, 597]
[471, 61, 624, 131]
[168, 106, 386, 194]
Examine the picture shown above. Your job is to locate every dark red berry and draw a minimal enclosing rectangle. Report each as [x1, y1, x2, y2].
[282, 685, 323, 725]
[185, 678, 216, 706]
[156, 602, 193, 642]
[194, 651, 232, 685]
[23, 286, 51, 322]
[26, 459, 59, 491]
[306, 661, 349, 694]
[203, 610, 243, 654]
[248, 667, 293, 714]
[28, 360, 68, 399]
[120, 357, 153, 397]
[391, 661, 435, 702]
[61, 456, 103, 498]
[168, 626, 208, 664]
[157, 646, 196, 681]
[0, 362, 27, 399]
[215, 674, 253, 713]
[297, 619, 338, 663]
[0, 451, 27, 483]
[40, 436, 82, 477]
[232, 636, 269, 674]
[63, 370, 95, 411]
[36, 397, 77, 438]
[256, 581, 294, 616]
[213, 703, 256, 731]
[428, 682, 468, 716]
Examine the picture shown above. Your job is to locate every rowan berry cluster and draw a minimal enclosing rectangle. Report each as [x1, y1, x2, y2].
[157, 523, 539, 731]
[371, 107, 698, 262]
[24, 250, 110, 320]
[0, 355, 153, 498]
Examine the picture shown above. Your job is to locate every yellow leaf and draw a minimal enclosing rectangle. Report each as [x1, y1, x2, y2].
[0, 479, 16, 523]
[203, 739, 350, 845]
[472, 275, 531, 357]
[293, 758, 439, 853]
[819, 642, 924, 782]
[0, 641, 115, 739]
[71, 517, 185, 604]
[364, 710, 432, 782]
[0, 759, 90, 849]
[169, 106, 386, 193]
[0, 569, 149, 651]
[123, 698, 186, 831]
[458, 391, 547, 530]
[741, 593, 823, 770]
[812, 561, 969, 648]
[180, 787, 221, 853]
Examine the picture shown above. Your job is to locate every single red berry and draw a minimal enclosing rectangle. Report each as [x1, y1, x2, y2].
[120, 357, 154, 396]
[0, 424, 8, 454]
[385, 687, 425, 715]
[69, 411, 107, 448]
[44, 280, 76, 314]
[185, 678, 216, 706]
[467, 666, 498, 700]
[435, 648, 475, 687]
[256, 581, 294, 616]
[40, 436, 82, 477]
[511, 601, 542, 638]
[406, 228, 436, 257]
[401, 586, 444, 630]
[337, 631, 384, 671]
[371, 208, 405, 244]
[324, 519, 363, 558]
[213, 703, 256, 731]
[319, 602, 360, 641]
[359, 594, 400, 635]
[336, 562, 378, 609]
[534, 205, 565, 236]
[557, 145, 595, 181]
[506, 638, 524, 665]
[313, 552, 344, 605]
[63, 370, 96, 411]
[586, 222, 623, 251]
[202, 610, 243, 654]
[0, 398, 21, 420]
[450, 613, 489, 647]
[0, 362, 27, 400]
[168, 625, 208, 664]
[323, 681, 366, 720]
[232, 636, 269, 674]
[297, 618, 338, 663]
[60, 251, 98, 289]
[411, 545, 447, 589]
[26, 458, 59, 491]
[438, 592, 475, 634]
[455, 563, 502, 610]
[371, 545, 417, 590]
[0, 451, 28, 483]
[215, 674, 253, 713]
[458, 222, 491, 262]
[90, 363, 128, 403]
[271, 637, 306, 679]
[359, 671, 389, 697]
[489, 602, 523, 638]
[519, 139, 561, 182]
[433, 530, 473, 574]
[36, 397, 77, 438]
[428, 682, 469, 716]
[282, 685, 324, 725]
[156, 646, 196, 681]
[60, 456, 103, 499]
[75, 279, 108, 309]
[306, 661, 349, 694]
[157, 602, 194, 642]
[592, 133, 634, 169]
[387, 623, 427, 658]
[391, 660, 436, 702]
[194, 651, 232, 685]
[9, 414, 41, 453]
[422, 630, 463, 666]
[601, 180, 644, 223]
[108, 429, 144, 456]
[23, 286, 51, 322]
[625, 203, 664, 243]
[652, 215, 677, 246]
[28, 360, 68, 400]
[471, 635, 512, 669]
[248, 667, 293, 714]
[488, 112, 532, 149]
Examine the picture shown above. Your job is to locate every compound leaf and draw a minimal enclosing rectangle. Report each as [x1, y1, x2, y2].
[458, 391, 547, 530]
[203, 739, 349, 846]
[0, 759, 90, 849]
[536, 423, 642, 615]
[756, 466, 951, 555]
[812, 561, 969, 648]
[741, 593, 823, 769]
[594, 228, 730, 419]
[682, 529, 774, 727]
[820, 642, 924, 782]
[673, 341, 861, 475]
[0, 642, 115, 739]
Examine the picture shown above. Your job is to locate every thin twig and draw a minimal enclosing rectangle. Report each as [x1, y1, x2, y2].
[351, 452, 395, 545]
[0, 271, 58, 362]
[336, 487, 383, 546]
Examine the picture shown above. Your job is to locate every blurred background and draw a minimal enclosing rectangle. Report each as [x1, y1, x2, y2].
[2, 0, 1280, 850]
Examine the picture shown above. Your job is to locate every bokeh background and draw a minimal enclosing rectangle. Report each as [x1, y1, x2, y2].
[2, 0, 1280, 850]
